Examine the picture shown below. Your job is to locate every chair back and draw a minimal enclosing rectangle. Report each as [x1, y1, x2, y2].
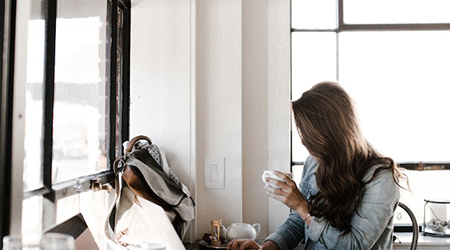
[398, 202, 419, 250]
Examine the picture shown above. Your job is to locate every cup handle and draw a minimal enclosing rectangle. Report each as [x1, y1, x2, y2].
[252, 223, 261, 238]
[220, 224, 227, 239]
[262, 173, 269, 184]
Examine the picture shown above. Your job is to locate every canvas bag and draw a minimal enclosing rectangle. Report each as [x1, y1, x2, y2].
[104, 135, 195, 246]
[105, 187, 187, 250]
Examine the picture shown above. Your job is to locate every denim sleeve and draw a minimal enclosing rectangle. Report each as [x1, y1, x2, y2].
[307, 169, 400, 250]
[265, 211, 306, 250]
[264, 156, 318, 250]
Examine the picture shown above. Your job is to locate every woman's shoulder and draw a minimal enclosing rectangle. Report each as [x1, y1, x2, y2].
[363, 162, 398, 189]
[362, 163, 400, 204]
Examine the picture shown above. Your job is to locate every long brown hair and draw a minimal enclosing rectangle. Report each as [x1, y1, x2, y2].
[292, 81, 404, 234]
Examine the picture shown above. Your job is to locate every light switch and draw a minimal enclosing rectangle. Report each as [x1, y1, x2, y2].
[204, 158, 225, 189]
[210, 164, 219, 181]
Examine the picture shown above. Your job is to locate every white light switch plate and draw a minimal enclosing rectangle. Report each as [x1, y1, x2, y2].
[204, 158, 225, 189]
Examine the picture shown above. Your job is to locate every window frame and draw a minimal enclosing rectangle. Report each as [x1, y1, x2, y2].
[0, 0, 16, 243]
[290, 0, 450, 171]
[0, 0, 130, 246]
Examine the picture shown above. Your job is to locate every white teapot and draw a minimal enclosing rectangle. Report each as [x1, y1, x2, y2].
[220, 223, 261, 241]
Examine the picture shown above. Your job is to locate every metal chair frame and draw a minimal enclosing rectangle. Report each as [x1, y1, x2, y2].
[398, 202, 419, 250]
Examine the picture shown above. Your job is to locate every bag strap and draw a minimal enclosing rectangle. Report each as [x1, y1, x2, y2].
[104, 165, 121, 241]
[125, 135, 152, 153]
[113, 135, 153, 174]
[105, 135, 153, 241]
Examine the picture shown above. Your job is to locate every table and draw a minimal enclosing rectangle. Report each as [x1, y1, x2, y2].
[185, 234, 450, 250]
[184, 241, 305, 250]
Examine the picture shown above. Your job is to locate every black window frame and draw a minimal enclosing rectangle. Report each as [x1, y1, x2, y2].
[290, 0, 450, 171]
[0, 0, 16, 244]
[0, 0, 130, 246]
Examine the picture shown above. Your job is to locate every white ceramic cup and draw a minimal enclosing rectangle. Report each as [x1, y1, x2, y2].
[262, 170, 289, 189]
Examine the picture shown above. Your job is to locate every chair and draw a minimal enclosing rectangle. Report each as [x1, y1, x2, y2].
[397, 202, 419, 250]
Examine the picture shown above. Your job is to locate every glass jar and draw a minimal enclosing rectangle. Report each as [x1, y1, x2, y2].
[423, 199, 450, 237]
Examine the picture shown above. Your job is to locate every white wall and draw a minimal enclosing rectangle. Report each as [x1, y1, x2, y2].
[129, 0, 196, 241]
[130, 0, 290, 242]
[195, 0, 244, 237]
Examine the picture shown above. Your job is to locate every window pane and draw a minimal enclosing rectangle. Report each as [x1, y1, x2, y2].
[291, 32, 337, 162]
[53, 0, 108, 183]
[292, 0, 337, 29]
[339, 31, 450, 162]
[396, 170, 450, 225]
[24, 0, 46, 191]
[344, 0, 450, 24]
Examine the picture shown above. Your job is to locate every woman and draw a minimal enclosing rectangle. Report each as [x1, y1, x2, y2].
[227, 81, 405, 250]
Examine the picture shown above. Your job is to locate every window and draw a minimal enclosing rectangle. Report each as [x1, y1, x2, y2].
[1, 0, 130, 248]
[1, 0, 16, 244]
[291, 0, 450, 226]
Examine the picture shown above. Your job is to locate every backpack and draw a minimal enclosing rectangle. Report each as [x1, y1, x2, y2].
[105, 135, 195, 244]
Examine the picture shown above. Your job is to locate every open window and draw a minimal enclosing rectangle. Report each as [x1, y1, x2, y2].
[1, 0, 130, 248]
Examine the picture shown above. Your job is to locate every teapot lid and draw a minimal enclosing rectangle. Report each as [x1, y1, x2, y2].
[230, 222, 251, 227]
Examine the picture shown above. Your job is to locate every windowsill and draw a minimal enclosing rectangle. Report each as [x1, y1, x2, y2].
[394, 232, 450, 249]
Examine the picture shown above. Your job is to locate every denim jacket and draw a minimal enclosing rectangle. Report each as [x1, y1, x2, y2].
[265, 156, 400, 250]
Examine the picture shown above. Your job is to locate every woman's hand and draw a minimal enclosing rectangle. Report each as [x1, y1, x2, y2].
[227, 239, 281, 250]
[226, 239, 261, 250]
[265, 171, 310, 219]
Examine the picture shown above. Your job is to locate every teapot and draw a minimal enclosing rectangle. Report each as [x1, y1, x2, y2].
[220, 223, 261, 241]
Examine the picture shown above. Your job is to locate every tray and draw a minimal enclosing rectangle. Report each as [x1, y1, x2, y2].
[199, 240, 228, 249]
